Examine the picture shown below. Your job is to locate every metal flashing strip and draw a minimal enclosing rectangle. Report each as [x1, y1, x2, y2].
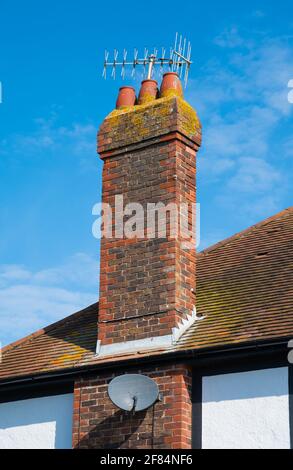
[96, 308, 203, 357]
[96, 334, 174, 357]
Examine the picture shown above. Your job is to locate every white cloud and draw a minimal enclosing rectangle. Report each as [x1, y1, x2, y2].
[0, 114, 97, 164]
[0, 265, 31, 284]
[216, 192, 282, 221]
[0, 253, 98, 346]
[33, 252, 98, 288]
[188, 32, 293, 218]
[227, 158, 282, 193]
[214, 27, 246, 49]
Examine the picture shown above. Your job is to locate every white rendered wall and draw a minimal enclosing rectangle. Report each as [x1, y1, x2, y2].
[202, 367, 290, 449]
[0, 393, 73, 449]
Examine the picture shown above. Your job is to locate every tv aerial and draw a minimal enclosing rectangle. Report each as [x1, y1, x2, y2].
[108, 374, 160, 412]
[102, 33, 192, 88]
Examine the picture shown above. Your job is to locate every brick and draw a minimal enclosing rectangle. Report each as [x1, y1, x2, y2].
[73, 364, 192, 449]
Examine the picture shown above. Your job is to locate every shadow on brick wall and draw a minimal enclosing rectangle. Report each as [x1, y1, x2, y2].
[77, 408, 152, 449]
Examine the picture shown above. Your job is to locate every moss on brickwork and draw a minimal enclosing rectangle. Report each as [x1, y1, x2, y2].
[102, 96, 200, 146]
[107, 96, 170, 118]
[177, 99, 201, 136]
[160, 88, 182, 99]
[138, 93, 157, 105]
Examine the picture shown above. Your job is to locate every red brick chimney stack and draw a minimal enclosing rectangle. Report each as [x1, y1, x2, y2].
[73, 75, 201, 449]
[97, 73, 201, 357]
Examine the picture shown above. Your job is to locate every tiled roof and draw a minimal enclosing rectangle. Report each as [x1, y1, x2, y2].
[0, 207, 292, 381]
[178, 206, 293, 350]
[0, 304, 97, 380]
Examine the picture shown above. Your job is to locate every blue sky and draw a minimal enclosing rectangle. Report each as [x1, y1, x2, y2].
[0, 0, 292, 345]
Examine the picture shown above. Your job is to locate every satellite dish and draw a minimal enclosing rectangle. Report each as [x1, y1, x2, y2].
[108, 374, 159, 412]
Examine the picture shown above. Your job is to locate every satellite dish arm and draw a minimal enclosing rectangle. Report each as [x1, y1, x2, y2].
[131, 395, 137, 412]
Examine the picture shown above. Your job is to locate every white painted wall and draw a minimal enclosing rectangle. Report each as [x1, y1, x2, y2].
[202, 367, 290, 449]
[0, 393, 73, 449]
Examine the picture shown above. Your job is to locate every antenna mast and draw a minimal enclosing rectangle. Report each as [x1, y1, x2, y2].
[102, 33, 192, 88]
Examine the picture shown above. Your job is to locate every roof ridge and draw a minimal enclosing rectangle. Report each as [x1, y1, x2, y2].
[1, 302, 98, 356]
[198, 206, 293, 257]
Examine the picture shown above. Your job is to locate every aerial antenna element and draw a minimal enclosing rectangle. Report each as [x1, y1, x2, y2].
[102, 33, 192, 88]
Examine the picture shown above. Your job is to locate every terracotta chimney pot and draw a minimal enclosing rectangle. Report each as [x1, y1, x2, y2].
[116, 86, 136, 109]
[138, 79, 158, 105]
[160, 72, 183, 98]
